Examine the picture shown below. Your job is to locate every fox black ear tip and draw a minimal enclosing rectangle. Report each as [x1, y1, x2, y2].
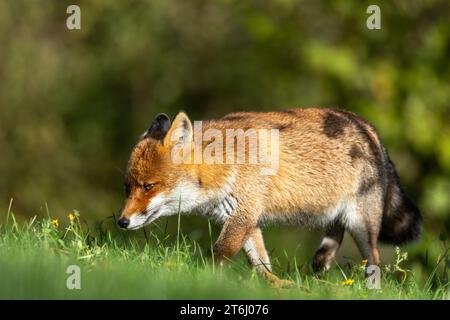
[155, 113, 170, 121]
[153, 113, 171, 128]
[143, 113, 171, 140]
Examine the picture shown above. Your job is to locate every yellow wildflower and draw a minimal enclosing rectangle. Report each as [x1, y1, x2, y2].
[341, 279, 354, 286]
[362, 259, 368, 266]
[51, 219, 59, 228]
[68, 213, 76, 221]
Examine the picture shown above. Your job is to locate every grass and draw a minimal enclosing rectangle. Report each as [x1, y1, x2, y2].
[0, 208, 448, 299]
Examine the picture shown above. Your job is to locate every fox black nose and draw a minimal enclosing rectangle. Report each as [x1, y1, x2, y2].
[118, 217, 130, 229]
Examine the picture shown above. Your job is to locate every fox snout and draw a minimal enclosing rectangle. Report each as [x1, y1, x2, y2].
[118, 196, 163, 230]
[118, 202, 146, 230]
[118, 203, 141, 230]
[117, 217, 130, 229]
[119, 190, 153, 229]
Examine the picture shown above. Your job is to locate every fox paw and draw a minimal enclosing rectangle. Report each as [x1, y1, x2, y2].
[312, 252, 332, 274]
[263, 271, 295, 288]
[269, 278, 295, 289]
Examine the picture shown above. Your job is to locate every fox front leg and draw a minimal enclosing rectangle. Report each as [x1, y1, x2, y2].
[243, 227, 294, 288]
[214, 212, 294, 288]
[242, 227, 271, 272]
[213, 212, 257, 264]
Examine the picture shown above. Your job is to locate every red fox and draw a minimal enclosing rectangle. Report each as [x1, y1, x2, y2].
[118, 108, 422, 285]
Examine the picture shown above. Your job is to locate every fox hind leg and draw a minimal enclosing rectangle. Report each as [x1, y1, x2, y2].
[312, 224, 345, 273]
[347, 194, 382, 272]
[348, 222, 380, 273]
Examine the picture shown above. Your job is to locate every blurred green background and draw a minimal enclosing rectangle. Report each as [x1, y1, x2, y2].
[0, 0, 449, 275]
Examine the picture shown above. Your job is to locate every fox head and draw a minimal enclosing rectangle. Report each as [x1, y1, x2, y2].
[118, 112, 201, 230]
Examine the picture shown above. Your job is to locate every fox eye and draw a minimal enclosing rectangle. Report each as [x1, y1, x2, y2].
[143, 183, 155, 192]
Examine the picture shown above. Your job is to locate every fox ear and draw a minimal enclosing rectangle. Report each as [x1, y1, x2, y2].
[164, 112, 193, 147]
[144, 113, 171, 140]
